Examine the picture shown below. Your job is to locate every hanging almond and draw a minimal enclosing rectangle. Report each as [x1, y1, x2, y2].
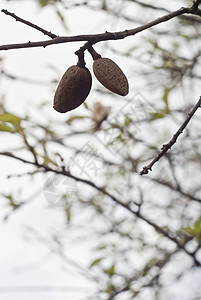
[53, 65, 92, 113]
[93, 57, 129, 96]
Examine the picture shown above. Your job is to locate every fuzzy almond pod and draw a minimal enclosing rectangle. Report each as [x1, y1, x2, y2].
[53, 65, 92, 113]
[93, 57, 129, 96]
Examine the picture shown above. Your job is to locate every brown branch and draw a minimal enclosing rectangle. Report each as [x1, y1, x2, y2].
[0, 151, 200, 265]
[192, 0, 201, 10]
[0, 6, 191, 51]
[1, 9, 58, 39]
[140, 96, 201, 175]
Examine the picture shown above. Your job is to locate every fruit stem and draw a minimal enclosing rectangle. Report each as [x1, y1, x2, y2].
[75, 47, 86, 68]
[87, 45, 101, 60]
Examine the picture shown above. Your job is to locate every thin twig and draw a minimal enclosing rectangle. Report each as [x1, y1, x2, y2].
[1, 9, 58, 39]
[140, 96, 201, 175]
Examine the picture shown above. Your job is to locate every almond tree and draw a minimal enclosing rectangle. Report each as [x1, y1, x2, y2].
[0, 1, 201, 299]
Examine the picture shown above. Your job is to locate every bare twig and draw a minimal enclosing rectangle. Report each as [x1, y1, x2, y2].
[0, 7, 191, 51]
[140, 96, 201, 175]
[1, 9, 58, 39]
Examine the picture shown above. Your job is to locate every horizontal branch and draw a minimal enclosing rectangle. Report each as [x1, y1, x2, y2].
[140, 96, 201, 175]
[0, 6, 191, 51]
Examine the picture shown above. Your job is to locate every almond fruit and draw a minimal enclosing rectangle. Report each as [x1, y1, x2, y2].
[53, 65, 92, 113]
[93, 57, 129, 96]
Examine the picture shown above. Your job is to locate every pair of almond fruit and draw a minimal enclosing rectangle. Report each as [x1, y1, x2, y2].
[53, 55, 129, 113]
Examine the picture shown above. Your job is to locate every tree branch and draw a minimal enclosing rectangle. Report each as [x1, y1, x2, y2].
[0, 6, 191, 51]
[192, 0, 201, 10]
[140, 96, 201, 175]
[0, 151, 200, 265]
[1, 9, 58, 38]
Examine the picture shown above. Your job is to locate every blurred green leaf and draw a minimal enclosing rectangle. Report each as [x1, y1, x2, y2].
[39, 0, 49, 7]
[65, 206, 71, 224]
[4, 194, 19, 210]
[125, 117, 132, 127]
[0, 113, 21, 125]
[0, 113, 22, 133]
[0, 123, 14, 132]
[132, 291, 139, 297]
[143, 257, 157, 276]
[97, 244, 107, 250]
[42, 155, 57, 166]
[104, 263, 115, 277]
[194, 216, 201, 236]
[177, 32, 191, 41]
[66, 115, 89, 124]
[105, 283, 114, 295]
[162, 87, 170, 113]
[183, 215, 201, 243]
[83, 102, 89, 110]
[57, 10, 64, 22]
[150, 110, 168, 120]
[90, 257, 103, 267]
[56, 10, 68, 30]
[150, 88, 170, 121]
